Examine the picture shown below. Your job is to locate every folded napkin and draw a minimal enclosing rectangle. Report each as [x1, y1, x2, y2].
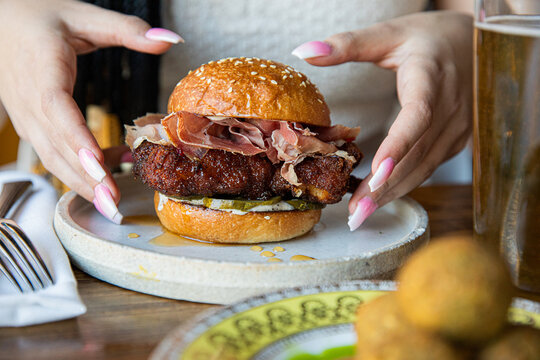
[0, 171, 86, 326]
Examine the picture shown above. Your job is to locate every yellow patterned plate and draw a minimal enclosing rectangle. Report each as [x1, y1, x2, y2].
[151, 281, 540, 360]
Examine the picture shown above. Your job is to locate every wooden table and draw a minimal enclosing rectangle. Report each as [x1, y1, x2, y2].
[0, 185, 537, 360]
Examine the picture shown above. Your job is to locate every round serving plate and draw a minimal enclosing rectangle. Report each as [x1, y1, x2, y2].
[150, 280, 540, 360]
[54, 174, 429, 304]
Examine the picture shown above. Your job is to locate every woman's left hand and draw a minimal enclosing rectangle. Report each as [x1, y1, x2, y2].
[292, 11, 473, 230]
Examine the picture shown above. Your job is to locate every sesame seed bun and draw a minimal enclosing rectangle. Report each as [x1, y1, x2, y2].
[167, 57, 331, 127]
[154, 192, 322, 244]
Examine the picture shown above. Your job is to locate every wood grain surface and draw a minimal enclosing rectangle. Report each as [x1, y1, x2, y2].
[0, 185, 537, 360]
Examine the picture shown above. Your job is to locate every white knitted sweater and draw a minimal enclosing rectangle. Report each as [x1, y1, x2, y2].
[160, 0, 427, 144]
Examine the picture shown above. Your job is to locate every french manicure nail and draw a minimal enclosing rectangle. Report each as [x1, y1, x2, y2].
[292, 41, 332, 59]
[368, 157, 395, 193]
[145, 28, 184, 44]
[79, 148, 106, 183]
[348, 197, 378, 231]
[94, 184, 123, 224]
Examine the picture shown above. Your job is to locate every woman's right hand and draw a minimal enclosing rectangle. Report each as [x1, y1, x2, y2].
[0, 0, 182, 223]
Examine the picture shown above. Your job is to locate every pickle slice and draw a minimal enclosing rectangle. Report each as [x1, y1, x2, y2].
[207, 196, 283, 211]
[285, 199, 325, 210]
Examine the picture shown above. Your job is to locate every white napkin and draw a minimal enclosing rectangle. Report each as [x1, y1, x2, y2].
[0, 171, 86, 326]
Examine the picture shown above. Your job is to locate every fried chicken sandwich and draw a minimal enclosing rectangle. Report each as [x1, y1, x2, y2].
[125, 57, 362, 243]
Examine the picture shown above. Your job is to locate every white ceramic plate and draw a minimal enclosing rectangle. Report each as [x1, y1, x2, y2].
[54, 175, 429, 304]
[150, 280, 540, 360]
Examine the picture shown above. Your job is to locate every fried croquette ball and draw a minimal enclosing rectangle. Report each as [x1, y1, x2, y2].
[355, 294, 460, 360]
[396, 236, 513, 344]
[355, 294, 411, 349]
[478, 326, 540, 360]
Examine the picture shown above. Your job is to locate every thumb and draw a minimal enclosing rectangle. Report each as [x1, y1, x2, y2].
[292, 22, 403, 67]
[63, 2, 183, 55]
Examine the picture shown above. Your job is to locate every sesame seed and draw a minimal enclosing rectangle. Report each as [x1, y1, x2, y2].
[200, 76, 205, 80]
[260, 64, 267, 68]
[296, 72, 302, 77]
[300, 81, 306, 87]
[259, 76, 266, 80]
[270, 65, 277, 68]
[207, 79, 211, 84]
[270, 80, 277, 84]
[287, 66, 294, 71]
[228, 87, 232, 93]
[247, 61, 253, 64]
[289, 75, 293, 78]
[251, 71, 258, 75]
[208, 61, 215, 64]
[317, 99, 323, 103]
[188, 70, 192, 75]
[284, 69, 290, 74]
[246, 57, 252, 61]
[234, 61, 242, 66]
[283, 75, 288, 80]
[254, 57, 260, 60]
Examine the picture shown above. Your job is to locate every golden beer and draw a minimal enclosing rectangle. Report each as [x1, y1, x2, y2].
[474, 16, 540, 292]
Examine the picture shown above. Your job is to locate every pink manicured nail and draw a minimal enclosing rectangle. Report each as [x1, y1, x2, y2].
[94, 184, 123, 225]
[348, 197, 378, 231]
[292, 41, 332, 59]
[145, 28, 184, 44]
[79, 148, 106, 183]
[120, 151, 133, 163]
[368, 157, 395, 192]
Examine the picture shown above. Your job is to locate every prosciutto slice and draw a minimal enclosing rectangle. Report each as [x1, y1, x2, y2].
[162, 111, 266, 156]
[126, 111, 360, 186]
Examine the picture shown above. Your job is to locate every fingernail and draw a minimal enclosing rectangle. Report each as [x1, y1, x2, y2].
[79, 148, 106, 183]
[368, 157, 395, 192]
[292, 41, 332, 59]
[94, 184, 123, 224]
[145, 28, 184, 44]
[348, 197, 378, 231]
[120, 151, 133, 163]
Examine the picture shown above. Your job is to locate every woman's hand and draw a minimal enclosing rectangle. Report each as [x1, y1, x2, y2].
[0, 0, 182, 223]
[292, 11, 473, 230]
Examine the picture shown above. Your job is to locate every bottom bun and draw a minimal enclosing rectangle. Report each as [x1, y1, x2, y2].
[154, 192, 321, 244]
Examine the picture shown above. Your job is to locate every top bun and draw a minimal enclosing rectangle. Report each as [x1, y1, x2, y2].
[168, 57, 331, 127]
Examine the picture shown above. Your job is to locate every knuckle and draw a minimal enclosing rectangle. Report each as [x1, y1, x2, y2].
[122, 15, 146, 32]
[40, 89, 58, 117]
[410, 141, 430, 161]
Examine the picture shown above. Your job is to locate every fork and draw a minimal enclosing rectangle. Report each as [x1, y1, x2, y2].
[0, 181, 54, 292]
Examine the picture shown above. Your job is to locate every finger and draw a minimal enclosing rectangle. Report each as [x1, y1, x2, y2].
[37, 49, 121, 204]
[27, 130, 94, 201]
[368, 58, 446, 194]
[377, 122, 470, 208]
[61, 2, 182, 55]
[292, 21, 404, 66]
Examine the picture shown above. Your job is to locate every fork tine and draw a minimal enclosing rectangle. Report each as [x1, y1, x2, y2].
[0, 256, 23, 292]
[1, 222, 53, 287]
[0, 223, 45, 290]
[0, 235, 34, 292]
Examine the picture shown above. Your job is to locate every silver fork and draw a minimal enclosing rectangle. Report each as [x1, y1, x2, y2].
[0, 181, 54, 292]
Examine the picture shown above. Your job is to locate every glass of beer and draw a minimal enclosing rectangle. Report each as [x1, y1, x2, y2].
[474, 0, 540, 292]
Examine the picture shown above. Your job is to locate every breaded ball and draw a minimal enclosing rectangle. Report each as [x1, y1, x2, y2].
[355, 294, 411, 349]
[396, 236, 513, 344]
[355, 294, 460, 360]
[478, 326, 540, 360]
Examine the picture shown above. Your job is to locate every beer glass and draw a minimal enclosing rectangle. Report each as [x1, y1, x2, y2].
[474, 0, 540, 292]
